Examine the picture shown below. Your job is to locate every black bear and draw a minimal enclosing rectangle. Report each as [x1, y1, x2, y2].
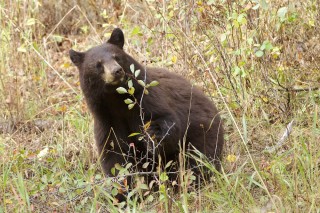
[69, 28, 224, 200]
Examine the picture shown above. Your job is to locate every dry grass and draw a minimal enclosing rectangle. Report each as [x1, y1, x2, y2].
[0, 0, 320, 212]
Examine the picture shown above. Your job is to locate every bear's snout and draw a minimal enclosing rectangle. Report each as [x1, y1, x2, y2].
[102, 62, 125, 85]
[113, 67, 124, 77]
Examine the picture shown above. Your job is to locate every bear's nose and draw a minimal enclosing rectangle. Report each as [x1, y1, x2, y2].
[114, 67, 123, 76]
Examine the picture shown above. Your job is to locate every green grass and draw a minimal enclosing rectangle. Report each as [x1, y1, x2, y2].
[1, 0, 320, 212]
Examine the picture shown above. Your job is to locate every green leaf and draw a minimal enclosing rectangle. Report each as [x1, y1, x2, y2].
[220, 33, 227, 43]
[128, 103, 135, 110]
[124, 98, 133, 104]
[134, 69, 141, 78]
[165, 160, 173, 169]
[41, 175, 47, 183]
[116, 87, 127, 94]
[159, 184, 166, 193]
[128, 87, 135, 95]
[131, 26, 141, 36]
[142, 162, 150, 169]
[17, 45, 27, 53]
[111, 187, 118, 196]
[130, 64, 135, 73]
[260, 0, 269, 10]
[266, 43, 273, 51]
[111, 167, 115, 176]
[255, 50, 264, 57]
[252, 4, 260, 10]
[112, 181, 122, 189]
[32, 42, 39, 52]
[149, 80, 159, 87]
[147, 37, 153, 45]
[138, 80, 145, 87]
[125, 163, 132, 169]
[59, 187, 66, 193]
[128, 80, 133, 88]
[139, 184, 149, 190]
[52, 34, 64, 43]
[146, 195, 154, 202]
[277, 7, 288, 21]
[237, 14, 247, 25]
[207, 0, 215, 5]
[261, 40, 273, 51]
[160, 172, 168, 181]
[114, 163, 122, 170]
[26, 18, 36, 26]
[128, 132, 140, 137]
[190, 174, 196, 181]
[233, 66, 241, 75]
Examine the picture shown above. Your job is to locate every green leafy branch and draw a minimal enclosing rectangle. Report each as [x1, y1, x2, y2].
[116, 63, 159, 110]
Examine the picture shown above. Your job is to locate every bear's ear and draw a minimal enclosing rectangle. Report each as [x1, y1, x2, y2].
[69, 49, 85, 66]
[107, 28, 124, 49]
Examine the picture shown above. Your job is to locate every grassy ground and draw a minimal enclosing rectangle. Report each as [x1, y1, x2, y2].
[0, 0, 320, 212]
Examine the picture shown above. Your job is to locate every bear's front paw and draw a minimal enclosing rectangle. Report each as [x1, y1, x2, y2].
[142, 124, 163, 153]
[146, 124, 162, 142]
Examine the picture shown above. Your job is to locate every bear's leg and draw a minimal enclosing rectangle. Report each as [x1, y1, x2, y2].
[145, 117, 181, 157]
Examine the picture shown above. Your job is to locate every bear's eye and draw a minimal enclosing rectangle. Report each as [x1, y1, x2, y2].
[96, 61, 103, 69]
[112, 54, 120, 62]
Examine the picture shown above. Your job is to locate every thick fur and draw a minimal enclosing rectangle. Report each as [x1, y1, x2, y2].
[70, 28, 224, 200]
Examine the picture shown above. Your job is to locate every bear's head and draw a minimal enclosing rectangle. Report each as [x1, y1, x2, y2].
[69, 28, 134, 97]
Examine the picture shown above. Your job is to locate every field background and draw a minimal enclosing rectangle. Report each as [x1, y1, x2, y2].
[1, 0, 320, 212]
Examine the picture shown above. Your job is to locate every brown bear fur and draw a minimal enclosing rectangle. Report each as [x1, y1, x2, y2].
[69, 28, 224, 200]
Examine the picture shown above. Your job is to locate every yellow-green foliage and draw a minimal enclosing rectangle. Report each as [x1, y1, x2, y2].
[0, 0, 319, 212]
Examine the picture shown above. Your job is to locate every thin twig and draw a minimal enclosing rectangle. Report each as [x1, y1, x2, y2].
[264, 120, 295, 153]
